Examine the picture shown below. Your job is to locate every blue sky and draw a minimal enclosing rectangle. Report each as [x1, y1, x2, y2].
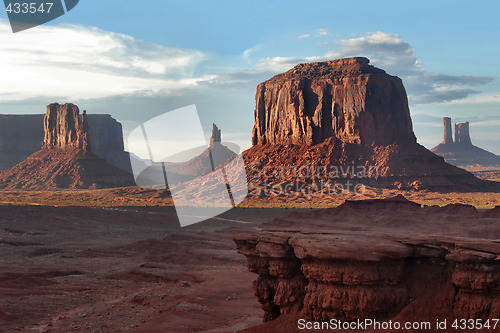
[1, 0, 499, 155]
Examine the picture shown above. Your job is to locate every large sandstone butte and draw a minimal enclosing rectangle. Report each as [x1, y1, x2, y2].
[252, 57, 415, 146]
[245, 57, 497, 191]
[235, 195, 500, 332]
[0, 113, 132, 172]
[432, 117, 500, 167]
[42, 103, 90, 150]
[0, 103, 134, 190]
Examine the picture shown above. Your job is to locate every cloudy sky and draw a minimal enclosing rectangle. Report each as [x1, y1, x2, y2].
[1, 0, 499, 155]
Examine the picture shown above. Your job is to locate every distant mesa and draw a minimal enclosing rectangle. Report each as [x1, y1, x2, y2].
[0, 110, 132, 173]
[132, 122, 238, 190]
[0, 103, 135, 190]
[432, 117, 500, 167]
[243, 57, 497, 191]
[163, 123, 237, 183]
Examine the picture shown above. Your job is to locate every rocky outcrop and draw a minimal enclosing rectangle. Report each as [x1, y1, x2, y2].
[432, 118, 500, 167]
[454, 122, 472, 146]
[0, 103, 134, 190]
[252, 57, 416, 146]
[244, 58, 498, 191]
[42, 103, 90, 151]
[235, 196, 500, 330]
[86, 114, 132, 173]
[0, 110, 131, 172]
[165, 124, 237, 183]
[443, 117, 453, 144]
[209, 123, 221, 148]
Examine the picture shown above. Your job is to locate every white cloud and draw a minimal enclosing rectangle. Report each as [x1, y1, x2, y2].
[316, 28, 330, 37]
[297, 28, 330, 40]
[254, 31, 494, 105]
[0, 19, 213, 101]
[242, 44, 262, 61]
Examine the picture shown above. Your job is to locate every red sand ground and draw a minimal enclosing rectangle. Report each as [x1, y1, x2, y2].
[0, 205, 299, 333]
[0, 186, 498, 332]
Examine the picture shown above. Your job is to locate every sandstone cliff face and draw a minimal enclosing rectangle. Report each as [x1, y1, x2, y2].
[454, 121, 472, 146]
[244, 58, 497, 191]
[0, 115, 44, 170]
[235, 196, 500, 330]
[0, 103, 134, 190]
[43, 103, 90, 151]
[443, 117, 453, 144]
[252, 57, 416, 146]
[87, 114, 132, 173]
[0, 112, 131, 172]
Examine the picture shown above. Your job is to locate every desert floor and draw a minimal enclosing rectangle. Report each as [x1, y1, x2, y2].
[0, 179, 499, 332]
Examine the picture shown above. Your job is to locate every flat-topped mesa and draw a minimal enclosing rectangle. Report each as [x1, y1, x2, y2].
[252, 57, 416, 146]
[455, 121, 472, 146]
[42, 103, 90, 151]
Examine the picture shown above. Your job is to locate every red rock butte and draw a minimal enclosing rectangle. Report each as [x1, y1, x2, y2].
[243, 57, 498, 191]
[0, 103, 135, 190]
[42, 103, 90, 151]
[432, 117, 500, 167]
[252, 57, 416, 146]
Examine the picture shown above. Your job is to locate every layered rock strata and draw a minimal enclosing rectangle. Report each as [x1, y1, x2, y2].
[252, 57, 416, 146]
[0, 103, 134, 190]
[42, 103, 90, 150]
[234, 196, 500, 329]
[244, 58, 498, 191]
[0, 112, 131, 172]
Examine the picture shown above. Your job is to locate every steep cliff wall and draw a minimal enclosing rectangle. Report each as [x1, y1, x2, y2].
[0, 110, 131, 171]
[244, 58, 497, 191]
[235, 196, 500, 331]
[0, 103, 134, 190]
[42, 103, 90, 150]
[443, 117, 453, 145]
[454, 122, 472, 146]
[252, 57, 416, 146]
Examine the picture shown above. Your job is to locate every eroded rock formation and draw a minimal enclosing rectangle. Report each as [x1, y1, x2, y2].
[0, 112, 131, 172]
[432, 118, 500, 167]
[235, 196, 500, 330]
[209, 123, 221, 148]
[454, 121, 472, 146]
[0, 103, 134, 190]
[42, 103, 90, 151]
[244, 57, 497, 191]
[166, 123, 237, 183]
[443, 117, 453, 144]
[252, 57, 416, 146]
